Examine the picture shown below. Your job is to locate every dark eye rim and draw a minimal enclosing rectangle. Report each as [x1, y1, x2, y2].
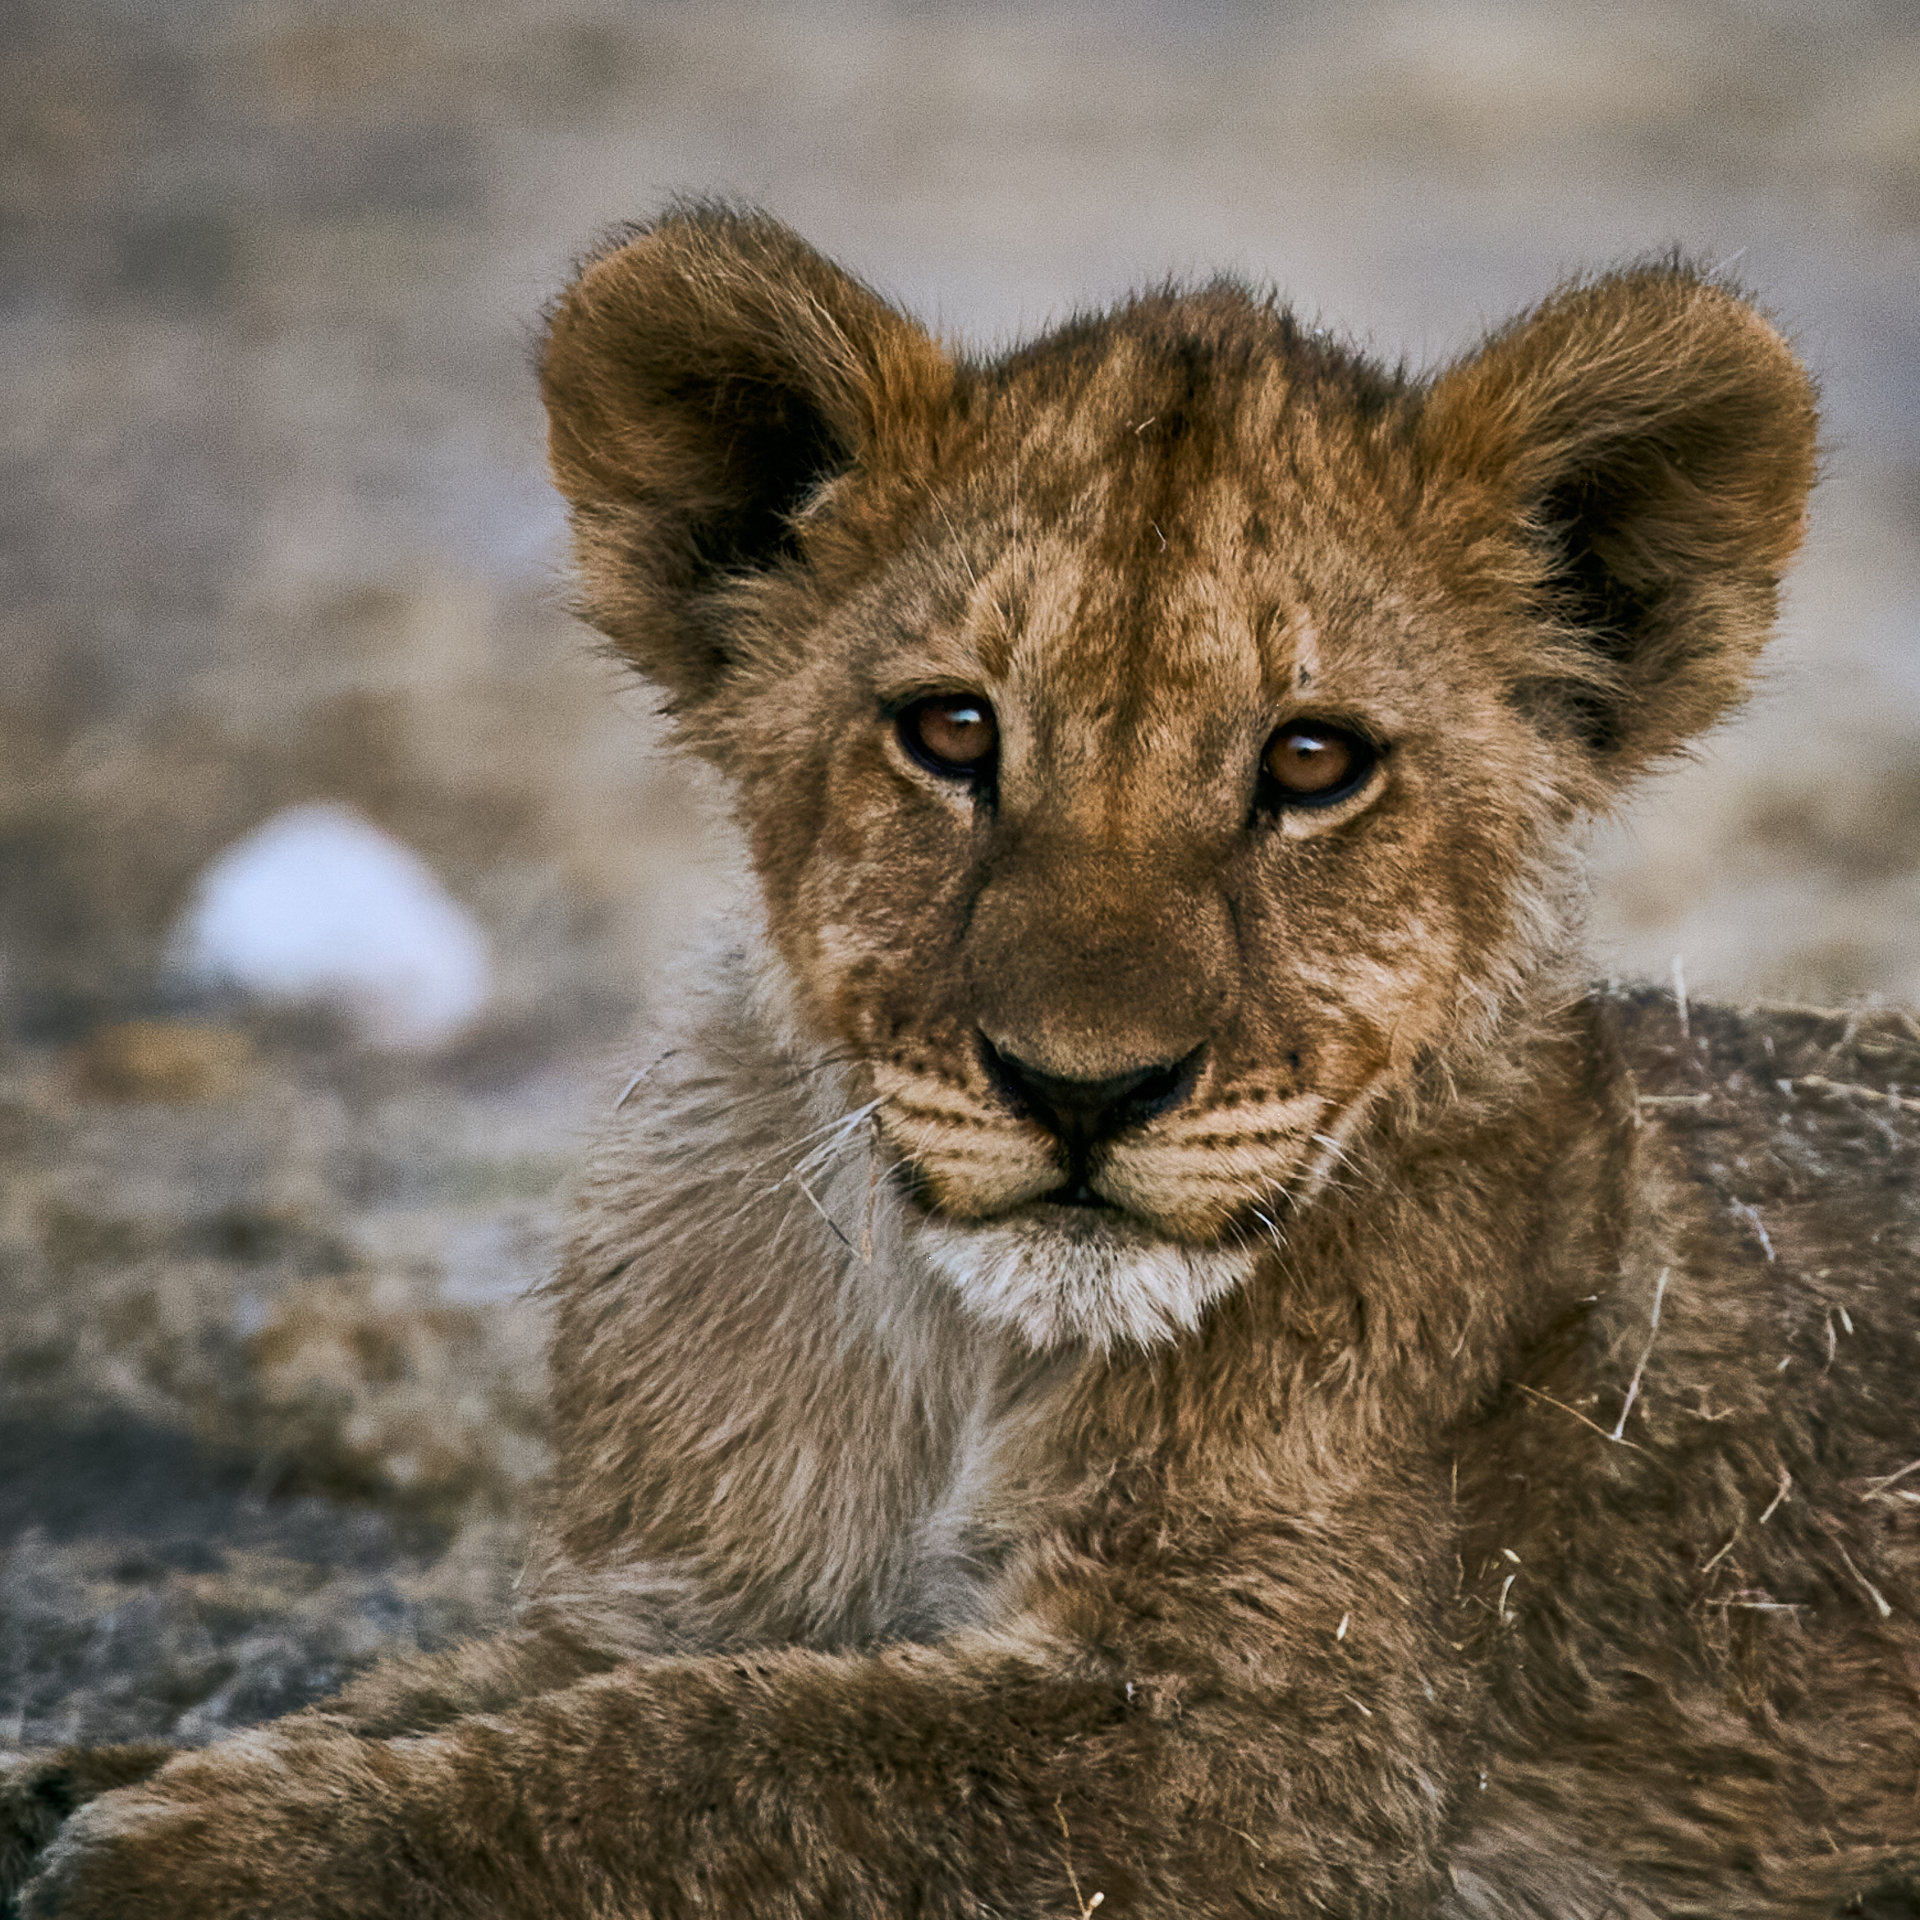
[1254, 719, 1384, 814]
[890, 692, 1000, 785]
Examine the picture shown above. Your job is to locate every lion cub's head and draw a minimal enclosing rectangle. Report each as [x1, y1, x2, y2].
[542, 206, 1815, 1349]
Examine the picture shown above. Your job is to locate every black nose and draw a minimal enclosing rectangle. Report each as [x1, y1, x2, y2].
[981, 1038, 1201, 1147]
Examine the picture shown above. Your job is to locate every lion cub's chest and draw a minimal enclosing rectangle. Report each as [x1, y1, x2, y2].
[880, 1385, 1048, 1643]
[756, 1329, 1071, 1651]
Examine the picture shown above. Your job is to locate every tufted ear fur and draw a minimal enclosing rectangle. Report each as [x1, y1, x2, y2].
[1419, 263, 1818, 781]
[540, 204, 954, 707]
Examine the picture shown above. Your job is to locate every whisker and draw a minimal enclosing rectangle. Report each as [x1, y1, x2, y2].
[765, 1097, 885, 1169]
[767, 1128, 883, 1203]
[758, 1051, 862, 1096]
[792, 1115, 882, 1180]
[712, 1041, 858, 1078]
[1231, 1179, 1288, 1253]
[791, 1168, 857, 1253]
[745, 1100, 884, 1200]
[1308, 1130, 1360, 1172]
[612, 1047, 680, 1111]
[1248, 1204, 1287, 1254]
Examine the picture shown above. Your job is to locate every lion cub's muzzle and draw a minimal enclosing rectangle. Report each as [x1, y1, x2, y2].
[978, 1036, 1203, 1205]
[897, 1035, 1272, 1349]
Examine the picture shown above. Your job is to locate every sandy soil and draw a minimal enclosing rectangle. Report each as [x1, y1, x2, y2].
[0, 1023, 572, 1746]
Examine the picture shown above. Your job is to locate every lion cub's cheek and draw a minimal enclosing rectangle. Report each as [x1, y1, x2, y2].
[1097, 1089, 1329, 1239]
[863, 1061, 1056, 1217]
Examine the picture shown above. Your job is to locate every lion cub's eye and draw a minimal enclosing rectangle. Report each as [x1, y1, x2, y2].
[1260, 722, 1377, 808]
[898, 695, 998, 780]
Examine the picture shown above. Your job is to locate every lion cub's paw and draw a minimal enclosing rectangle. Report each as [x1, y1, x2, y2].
[20, 1731, 389, 1920]
[20, 1787, 209, 1920]
[1, 1746, 174, 1917]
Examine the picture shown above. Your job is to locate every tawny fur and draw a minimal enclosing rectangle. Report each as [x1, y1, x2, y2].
[14, 207, 1920, 1919]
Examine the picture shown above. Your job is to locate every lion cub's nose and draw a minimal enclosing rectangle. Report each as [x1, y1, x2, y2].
[981, 1039, 1201, 1146]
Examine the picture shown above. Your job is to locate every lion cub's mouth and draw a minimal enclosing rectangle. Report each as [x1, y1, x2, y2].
[897, 1160, 1137, 1229]
[1021, 1188, 1147, 1232]
[1036, 1178, 1116, 1212]
[878, 1093, 1285, 1347]
[890, 1137, 1169, 1233]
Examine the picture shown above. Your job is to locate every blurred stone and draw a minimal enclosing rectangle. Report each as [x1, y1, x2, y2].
[74, 1019, 254, 1104]
[168, 802, 491, 1051]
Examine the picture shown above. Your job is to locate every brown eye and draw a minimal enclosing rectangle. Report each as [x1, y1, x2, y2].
[1260, 722, 1376, 807]
[898, 695, 998, 779]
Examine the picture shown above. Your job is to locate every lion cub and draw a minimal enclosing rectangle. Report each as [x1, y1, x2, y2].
[21, 208, 1920, 1919]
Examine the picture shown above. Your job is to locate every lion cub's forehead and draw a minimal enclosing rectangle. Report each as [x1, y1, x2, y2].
[981, 316, 1413, 638]
[989, 526, 1273, 752]
[887, 413, 1423, 751]
[856, 302, 1461, 784]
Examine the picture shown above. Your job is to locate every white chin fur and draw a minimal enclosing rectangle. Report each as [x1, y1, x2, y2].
[911, 1212, 1258, 1351]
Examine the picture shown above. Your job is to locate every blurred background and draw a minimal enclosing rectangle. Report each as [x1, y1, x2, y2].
[2, 0, 1916, 1752]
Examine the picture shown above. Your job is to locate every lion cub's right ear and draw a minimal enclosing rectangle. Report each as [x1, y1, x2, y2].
[541, 205, 953, 707]
[1417, 263, 1817, 787]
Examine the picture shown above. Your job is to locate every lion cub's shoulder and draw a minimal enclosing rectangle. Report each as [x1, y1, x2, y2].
[1607, 988, 1920, 1327]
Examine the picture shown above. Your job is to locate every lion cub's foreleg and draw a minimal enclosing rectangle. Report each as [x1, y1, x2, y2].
[298, 1623, 620, 1741]
[23, 1526, 1458, 1920]
[0, 1622, 622, 1907]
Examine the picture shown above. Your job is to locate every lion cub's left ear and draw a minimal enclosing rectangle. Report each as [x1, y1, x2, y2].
[541, 204, 954, 710]
[1418, 263, 1817, 783]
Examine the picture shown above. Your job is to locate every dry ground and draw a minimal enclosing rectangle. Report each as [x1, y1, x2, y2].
[0, 1018, 575, 1748]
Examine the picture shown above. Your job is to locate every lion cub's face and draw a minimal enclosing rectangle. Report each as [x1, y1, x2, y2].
[543, 211, 1816, 1347]
[742, 387, 1552, 1347]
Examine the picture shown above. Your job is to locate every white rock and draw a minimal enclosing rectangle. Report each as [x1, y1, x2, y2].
[169, 802, 490, 1049]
